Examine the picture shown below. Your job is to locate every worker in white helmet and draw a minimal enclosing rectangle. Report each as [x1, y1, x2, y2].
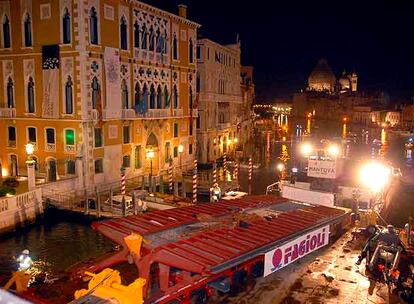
[16, 249, 33, 271]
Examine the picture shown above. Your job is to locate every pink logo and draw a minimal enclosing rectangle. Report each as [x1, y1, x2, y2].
[272, 248, 283, 270]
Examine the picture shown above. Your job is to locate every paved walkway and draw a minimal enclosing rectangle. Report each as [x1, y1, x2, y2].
[225, 231, 402, 304]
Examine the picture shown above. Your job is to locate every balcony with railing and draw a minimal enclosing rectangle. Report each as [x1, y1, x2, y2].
[122, 109, 136, 120]
[45, 143, 56, 152]
[0, 108, 16, 118]
[173, 108, 183, 117]
[137, 109, 171, 119]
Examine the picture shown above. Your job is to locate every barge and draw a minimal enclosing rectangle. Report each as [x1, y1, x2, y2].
[68, 195, 351, 304]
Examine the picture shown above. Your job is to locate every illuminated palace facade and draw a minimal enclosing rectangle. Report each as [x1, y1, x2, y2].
[196, 38, 244, 164]
[0, 0, 199, 188]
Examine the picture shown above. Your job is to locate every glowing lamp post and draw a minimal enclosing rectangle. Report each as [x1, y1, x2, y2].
[300, 143, 313, 157]
[178, 144, 184, 171]
[146, 149, 155, 191]
[327, 144, 340, 158]
[25, 143, 36, 191]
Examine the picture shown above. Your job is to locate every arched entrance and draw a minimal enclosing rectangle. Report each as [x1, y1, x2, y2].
[145, 133, 159, 176]
[47, 158, 57, 182]
[9, 154, 18, 177]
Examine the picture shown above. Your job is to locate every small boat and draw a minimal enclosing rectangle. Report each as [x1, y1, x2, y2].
[221, 191, 248, 200]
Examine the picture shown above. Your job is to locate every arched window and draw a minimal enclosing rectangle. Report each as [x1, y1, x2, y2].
[65, 76, 73, 114]
[91, 77, 100, 109]
[120, 16, 127, 50]
[189, 89, 193, 109]
[196, 74, 200, 93]
[162, 29, 168, 54]
[90, 7, 98, 45]
[62, 8, 71, 44]
[134, 82, 141, 111]
[149, 26, 154, 51]
[164, 85, 169, 108]
[173, 33, 178, 60]
[156, 85, 162, 109]
[6, 77, 13, 108]
[141, 24, 147, 49]
[149, 84, 155, 109]
[155, 28, 161, 53]
[173, 84, 178, 109]
[27, 77, 35, 113]
[143, 84, 149, 109]
[121, 79, 128, 109]
[134, 21, 139, 48]
[189, 38, 194, 63]
[23, 13, 32, 47]
[3, 15, 10, 48]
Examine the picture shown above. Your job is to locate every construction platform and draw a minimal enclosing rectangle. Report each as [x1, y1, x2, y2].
[65, 195, 351, 303]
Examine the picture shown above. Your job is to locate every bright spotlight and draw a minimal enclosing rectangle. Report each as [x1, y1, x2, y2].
[359, 162, 391, 193]
[277, 163, 285, 172]
[327, 145, 340, 157]
[301, 143, 313, 156]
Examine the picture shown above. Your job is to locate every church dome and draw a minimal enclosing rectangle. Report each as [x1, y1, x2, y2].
[308, 58, 336, 92]
[339, 71, 350, 90]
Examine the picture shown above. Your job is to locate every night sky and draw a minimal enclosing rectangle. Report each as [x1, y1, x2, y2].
[145, 0, 414, 102]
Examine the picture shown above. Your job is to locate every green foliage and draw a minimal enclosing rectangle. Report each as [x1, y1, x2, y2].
[0, 187, 16, 197]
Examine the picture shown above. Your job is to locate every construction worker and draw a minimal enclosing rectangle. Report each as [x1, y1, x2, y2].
[16, 249, 33, 272]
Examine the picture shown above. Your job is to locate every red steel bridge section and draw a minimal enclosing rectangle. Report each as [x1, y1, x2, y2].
[83, 195, 350, 303]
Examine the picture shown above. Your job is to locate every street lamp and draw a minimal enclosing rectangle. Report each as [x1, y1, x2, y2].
[146, 149, 154, 191]
[359, 161, 390, 194]
[25, 143, 35, 191]
[327, 144, 340, 158]
[178, 144, 184, 171]
[300, 143, 313, 157]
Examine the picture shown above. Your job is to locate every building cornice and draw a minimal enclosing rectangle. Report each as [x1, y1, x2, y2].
[126, 0, 201, 28]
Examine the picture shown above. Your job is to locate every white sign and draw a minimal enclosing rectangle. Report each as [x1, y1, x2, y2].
[281, 185, 335, 207]
[264, 225, 330, 277]
[307, 160, 337, 179]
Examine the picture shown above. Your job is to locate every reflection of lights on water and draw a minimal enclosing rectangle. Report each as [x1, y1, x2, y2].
[406, 149, 412, 161]
[381, 128, 387, 145]
[306, 118, 311, 134]
[342, 123, 347, 138]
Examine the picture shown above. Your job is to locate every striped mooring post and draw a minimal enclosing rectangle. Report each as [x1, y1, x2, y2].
[193, 159, 198, 203]
[168, 158, 173, 193]
[120, 166, 126, 195]
[248, 157, 252, 182]
[223, 153, 227, 176]
[234, 161, 239, 181]
[212, 162, 217, 187]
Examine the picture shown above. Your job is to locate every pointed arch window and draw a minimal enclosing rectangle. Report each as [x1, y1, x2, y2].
[3, 15, 10, 48]
[121, 79, 128, 109]
[65, 76, 73, 114]
[90, 7, 98, 45]
[189, 89, 193, 109]
[134, 21, 139, 48]
[91, 77, 100, 109]
[189, 38, 194, 63]
[27, 77, 35, 113]
[164, 85, 169, 108]
[62, 8, 71, 44]
[162, 30, 168, 54]
[173, 84, 178, 109]
[23, 13, 32, 47]
[149, 26, 155, 51]
[156, 85, 162, 109]
[155, 28, 161, 53]
[134, 82, 142, 111]
[141, 24, 147, 49]
[173, 33, 178, 60]
[120, 16, 127, 50]
[6, 77, 14, 108]
[149, 84, 155, 109]
[143, 84, 149, 109]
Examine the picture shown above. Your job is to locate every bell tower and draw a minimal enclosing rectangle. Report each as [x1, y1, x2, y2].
[349, 72, 358, 92]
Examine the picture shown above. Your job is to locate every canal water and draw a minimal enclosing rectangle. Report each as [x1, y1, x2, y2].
[0, 118, 413, 279]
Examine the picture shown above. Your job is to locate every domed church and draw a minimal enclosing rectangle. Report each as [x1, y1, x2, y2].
[307, 58, 357, 94]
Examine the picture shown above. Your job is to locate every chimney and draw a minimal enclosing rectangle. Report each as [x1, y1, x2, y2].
[178, 4, 187, 18]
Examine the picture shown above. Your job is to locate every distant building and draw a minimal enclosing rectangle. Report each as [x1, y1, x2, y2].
[307, 58, 357, 94]
[239, 66, 255, 155]
[196, 38, 242, 164]
[0, 1, 199, 189]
